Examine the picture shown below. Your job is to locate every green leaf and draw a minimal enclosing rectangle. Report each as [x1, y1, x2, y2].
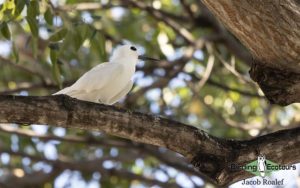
[78, 24, 91, 40]
[49, 28, 68, 42]
[6, 0, 15, 10]
[3, 9, 13, 18]
[98, 32, 106, 59]
[0, 22, 11, 40]
[50, 48, 57, 65]
[12, 42, 19, 63]
[73, 24, 91, 51]
[26, 16, 38, 37]
[90, 30, 107, 61]
[48, 43, 60, 50]
[27, 0, 39, 18]
[14, 0, 26, 16]
[58, 25, 92, 54]
[58, 32, 73, 55]
[31, 37, 38, 58]
[91, 15, 102, 20]
[50, 49, 62, 89]
[44, 7, 53, 25]
[73, 30, 83, 51]
[2, 0, 15, 20]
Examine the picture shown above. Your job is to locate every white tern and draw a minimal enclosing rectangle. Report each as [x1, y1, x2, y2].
[53, 45, 159, 104]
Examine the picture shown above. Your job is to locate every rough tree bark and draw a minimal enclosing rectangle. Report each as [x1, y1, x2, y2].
[0, 95, 299, 186]
[201, 0, 300, 106]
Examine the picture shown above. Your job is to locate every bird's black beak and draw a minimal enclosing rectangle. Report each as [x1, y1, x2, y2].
[138, 55, 160, 62]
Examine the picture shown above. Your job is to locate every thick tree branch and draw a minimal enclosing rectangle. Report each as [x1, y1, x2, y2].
[0, 95, 299, 186]
[201, 0, 300, 105]
[0, 95, 209, 158]
[196, 1, 253, 66]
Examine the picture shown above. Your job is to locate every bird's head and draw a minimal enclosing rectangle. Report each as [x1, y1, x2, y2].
[110, 45, 159, 64]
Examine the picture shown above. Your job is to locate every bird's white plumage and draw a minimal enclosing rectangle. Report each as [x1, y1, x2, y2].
[53, 45, 139, 104]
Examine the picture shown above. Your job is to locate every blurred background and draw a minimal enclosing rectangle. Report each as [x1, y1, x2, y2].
[0, 0, 299, 187]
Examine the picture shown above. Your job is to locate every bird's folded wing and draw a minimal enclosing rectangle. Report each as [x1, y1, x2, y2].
[68, 63, 124, 92]
[106, 80, 133, 104]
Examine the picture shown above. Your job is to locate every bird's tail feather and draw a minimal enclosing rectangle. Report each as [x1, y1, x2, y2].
[52, 87, 71, 95]
[53, 89, 93, 101]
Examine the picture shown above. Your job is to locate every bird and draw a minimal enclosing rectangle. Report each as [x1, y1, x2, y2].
[53, 44, 159, 105]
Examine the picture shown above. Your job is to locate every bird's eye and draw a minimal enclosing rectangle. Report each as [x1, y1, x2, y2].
[130, 46, 137, 51]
